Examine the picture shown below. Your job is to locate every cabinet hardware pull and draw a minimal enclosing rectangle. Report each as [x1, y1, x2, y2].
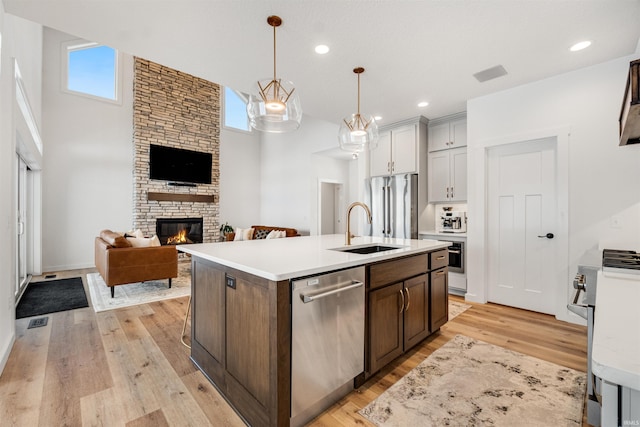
[448, 250, 461, 254]
[399, 289, 405, 314]
[437, 270, 446, 276]
[387, 161, 391, 172]
[451, 187, 454, 198]
[404, 288, 411, 311]
[436, 256, 446, 260]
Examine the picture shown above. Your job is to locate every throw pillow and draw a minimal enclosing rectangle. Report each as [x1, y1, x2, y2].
[150, 235, 161, 247]
[266, 230, 286, 239]
[254, 229, 271, 240]
[126, 236, 152, 247]
[234, 227, 255, 241]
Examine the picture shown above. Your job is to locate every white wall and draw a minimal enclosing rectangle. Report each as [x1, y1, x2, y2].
[466, 55, 640, 323]
[259, 115, 347, 235]
[41, 28, 134, 271]
[0, 7, 43, 373]
[219, 126, 261, 230]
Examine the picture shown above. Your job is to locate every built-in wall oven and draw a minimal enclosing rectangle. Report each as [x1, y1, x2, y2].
[448, 241, 464, 274]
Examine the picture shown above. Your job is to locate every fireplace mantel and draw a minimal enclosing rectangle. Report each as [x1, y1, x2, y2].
[147, 192, 216, 203]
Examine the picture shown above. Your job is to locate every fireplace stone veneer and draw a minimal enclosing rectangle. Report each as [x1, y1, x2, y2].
[132, 57, 220, 243]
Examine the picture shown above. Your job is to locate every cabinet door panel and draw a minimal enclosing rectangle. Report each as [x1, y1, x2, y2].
[428, 122, 450, 152]
[193, 260, 225, 364]
[430, 268, 449, 331]
[403, 274, 429, 350]
[369, 282, 403, 374]
[226, 277, 270, 407]
[391, 125, 417, 174]
[450, 147, 467, 201]
[450, 119, 467, 148]
[428, 151, 450, 203]
[370, 131, 392, 176]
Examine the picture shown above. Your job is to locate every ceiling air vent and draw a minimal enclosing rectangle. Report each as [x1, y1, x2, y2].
[619, 59, 640, 146]
[473, 65, 508, 83]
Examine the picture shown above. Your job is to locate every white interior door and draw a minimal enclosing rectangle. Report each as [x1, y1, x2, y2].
[16, 154, 29, 298]
[487, 137, 557, 314]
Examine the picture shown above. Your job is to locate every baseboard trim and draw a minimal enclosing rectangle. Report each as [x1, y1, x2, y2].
[0, 332, 16, 377]
[41, 262, 95, 273]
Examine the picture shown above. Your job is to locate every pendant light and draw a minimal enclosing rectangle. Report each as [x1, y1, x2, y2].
[247, 15, 302, 133]
[338, 67, 378, 156]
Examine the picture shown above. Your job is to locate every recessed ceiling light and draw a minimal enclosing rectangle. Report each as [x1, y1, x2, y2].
[417, 101, 429, 108]
[569, 41, 591, 52]
[315, 45, 330, 54]
[374, 115, 382, 121]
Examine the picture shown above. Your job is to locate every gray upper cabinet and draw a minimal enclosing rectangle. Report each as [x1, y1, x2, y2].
[428, 113, 467, 152]
[370, 117, 428, 177]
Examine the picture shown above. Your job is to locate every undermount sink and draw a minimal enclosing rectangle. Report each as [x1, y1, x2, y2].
[331, 244, 408, 255]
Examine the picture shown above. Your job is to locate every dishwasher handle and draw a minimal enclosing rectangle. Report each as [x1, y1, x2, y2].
[301, 280, 364, 303]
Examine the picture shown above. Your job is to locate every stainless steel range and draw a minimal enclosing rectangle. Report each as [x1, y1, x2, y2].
[568, 248, 640, 426]
[567, 256, 600, 426]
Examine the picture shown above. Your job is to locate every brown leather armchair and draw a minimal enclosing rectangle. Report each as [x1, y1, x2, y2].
[95, 230, 178, 298]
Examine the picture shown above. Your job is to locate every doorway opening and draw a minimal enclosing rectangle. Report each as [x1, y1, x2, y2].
[319, 181, 344, 235]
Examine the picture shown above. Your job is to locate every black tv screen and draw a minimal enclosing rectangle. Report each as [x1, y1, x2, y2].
[149, 144, 212, 184]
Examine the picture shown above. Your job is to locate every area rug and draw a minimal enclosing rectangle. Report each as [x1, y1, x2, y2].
[359, 334, 585, 426]
[448, 300, 471, 320]
[86, 262, 191, 312]
[16, 277, 89, 319]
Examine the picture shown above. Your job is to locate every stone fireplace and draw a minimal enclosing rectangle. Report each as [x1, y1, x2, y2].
[132, 57, 220, 242]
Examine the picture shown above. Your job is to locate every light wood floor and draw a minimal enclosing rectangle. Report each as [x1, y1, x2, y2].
[1, 269, 588, 426]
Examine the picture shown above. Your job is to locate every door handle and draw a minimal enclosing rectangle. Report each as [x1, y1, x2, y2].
[538, 233, 554, 239]
[404, 288, 411, 311]
[399, 289, 405, 314]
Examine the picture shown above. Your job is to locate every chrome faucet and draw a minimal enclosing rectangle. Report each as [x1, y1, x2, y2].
[345, 202, 372, 245]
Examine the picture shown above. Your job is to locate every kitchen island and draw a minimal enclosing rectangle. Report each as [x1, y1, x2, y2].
[178, 234, 451, 427]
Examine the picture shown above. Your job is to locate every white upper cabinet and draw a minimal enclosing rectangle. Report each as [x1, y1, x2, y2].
[428, 146, 467, 203]
[370, 118, 427, 177]
[428, 115, 467, 152]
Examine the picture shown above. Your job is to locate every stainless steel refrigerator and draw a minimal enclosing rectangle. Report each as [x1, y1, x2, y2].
[365, 173, 418, 239]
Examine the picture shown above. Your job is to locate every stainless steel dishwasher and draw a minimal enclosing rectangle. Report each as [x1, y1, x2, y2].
[290, 266, 365, 427]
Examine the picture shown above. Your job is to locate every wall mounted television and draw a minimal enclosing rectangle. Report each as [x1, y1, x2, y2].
[149, 144, 212, 185]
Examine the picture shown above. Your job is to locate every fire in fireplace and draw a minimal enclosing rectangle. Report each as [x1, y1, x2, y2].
[156, 217, 203, 245]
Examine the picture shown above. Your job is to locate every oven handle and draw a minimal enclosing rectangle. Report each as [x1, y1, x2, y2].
[566, 303, 588, 320]
[448, 249, 461, 254]
[301, 281, 364, 303]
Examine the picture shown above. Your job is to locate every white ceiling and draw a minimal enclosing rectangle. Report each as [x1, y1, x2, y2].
[4, 0, 640, 125]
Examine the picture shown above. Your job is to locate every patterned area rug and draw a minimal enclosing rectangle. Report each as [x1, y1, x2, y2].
[86, 261, 191, 312]
[359, 335, 585, 426]
[449, 300, 471, 320]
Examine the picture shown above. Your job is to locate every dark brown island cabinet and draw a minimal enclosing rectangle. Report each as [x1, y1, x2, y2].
[363, 249, 449, 381]
[188, 248, 449, 427]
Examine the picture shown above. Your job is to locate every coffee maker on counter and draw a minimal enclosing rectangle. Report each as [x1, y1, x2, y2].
[438, 208, 467, 233]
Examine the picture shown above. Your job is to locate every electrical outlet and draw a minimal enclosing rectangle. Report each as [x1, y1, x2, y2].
[610, 215, 622, 229]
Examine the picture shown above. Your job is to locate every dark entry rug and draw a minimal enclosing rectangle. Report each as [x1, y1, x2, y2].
[16, 277, 89, 319]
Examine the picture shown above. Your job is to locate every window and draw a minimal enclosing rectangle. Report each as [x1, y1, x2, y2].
[63, 41, 119, 102]
[224, 86, 251, 132]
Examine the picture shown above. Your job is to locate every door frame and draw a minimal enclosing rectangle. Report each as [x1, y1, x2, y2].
[466, 126, 570, 322]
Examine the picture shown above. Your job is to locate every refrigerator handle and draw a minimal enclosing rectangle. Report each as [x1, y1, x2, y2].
[385, 185, 391, 236]
[382, 185, 387, 235]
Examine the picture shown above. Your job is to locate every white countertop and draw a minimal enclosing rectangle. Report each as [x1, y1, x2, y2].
[177, 234, 452, 281]
[592, 270, 640, 391]
[419, 230, 467, 238]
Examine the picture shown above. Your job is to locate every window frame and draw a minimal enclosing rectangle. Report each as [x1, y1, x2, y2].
[61, 39, 122, 105]
[222, 86, 252, 133]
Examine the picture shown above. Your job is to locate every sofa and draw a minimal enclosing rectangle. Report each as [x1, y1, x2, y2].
[225, 225, 299, 241]
[95, 230, 178, 298]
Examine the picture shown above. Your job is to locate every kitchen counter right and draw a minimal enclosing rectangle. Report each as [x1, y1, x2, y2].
[592, 270, 640, 391]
